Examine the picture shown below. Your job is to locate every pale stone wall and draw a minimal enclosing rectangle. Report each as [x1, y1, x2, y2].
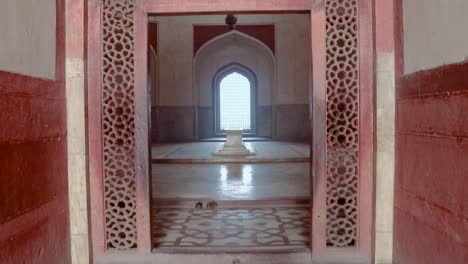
[403, 0, 468, 73]
[65, 0, 89, 263]
[0, 0, 56, 79]
[374, 0, 397, 262]
[375, 52, 395, 264]
[195, 32, 274, 107]
[152, 14, 310, 106]
[66, 58, 89, 264]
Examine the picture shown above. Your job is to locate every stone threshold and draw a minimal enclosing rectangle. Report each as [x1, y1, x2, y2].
[152, 197, 311, 209]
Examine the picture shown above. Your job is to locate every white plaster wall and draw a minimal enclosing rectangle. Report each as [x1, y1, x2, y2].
[0, 0, 56, 79]
[403, 0, 468, 73]
[152, 14, 310, 106]
[196, 33, 274, 107]
[274, 15, 310, 105]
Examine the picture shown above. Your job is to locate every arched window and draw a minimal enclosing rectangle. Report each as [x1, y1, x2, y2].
[214, 64, 256, 135]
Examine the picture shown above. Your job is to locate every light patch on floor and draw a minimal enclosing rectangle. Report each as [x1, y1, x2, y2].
[152, 163, 310, 200]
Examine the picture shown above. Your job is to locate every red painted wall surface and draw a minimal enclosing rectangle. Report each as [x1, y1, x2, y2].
[194, 25, 275, 55]
[394, 61, 468, 263]
[0, 0, 70, 263]
[148, 22, 158, 54]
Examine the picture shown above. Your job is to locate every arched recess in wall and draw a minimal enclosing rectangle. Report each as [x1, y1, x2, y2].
[194, 30, 276, 139]
[213, 62, 257, 135]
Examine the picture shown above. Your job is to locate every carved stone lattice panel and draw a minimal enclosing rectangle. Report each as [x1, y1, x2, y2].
[325, 0, 359, 247]
[102, 0, 137, 250]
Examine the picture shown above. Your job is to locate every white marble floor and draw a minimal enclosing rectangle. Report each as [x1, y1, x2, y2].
[152, 141, 310, 201]
[152, 163, 310, 200]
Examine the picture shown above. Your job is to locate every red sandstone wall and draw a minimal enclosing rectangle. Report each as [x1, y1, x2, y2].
[394, 61, 468, 263]
[0, 0, 70, 263]
[194, 25, 275, 55]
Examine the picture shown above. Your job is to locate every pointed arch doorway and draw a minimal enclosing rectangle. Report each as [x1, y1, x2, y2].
[86, 0, 375, 262]
[214, 63, 256, 135]
[194, 29, 276, 140]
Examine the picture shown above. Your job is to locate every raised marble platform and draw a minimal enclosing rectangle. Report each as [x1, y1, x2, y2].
[152, 141, 309, 163]
[213, 130, 256, 156]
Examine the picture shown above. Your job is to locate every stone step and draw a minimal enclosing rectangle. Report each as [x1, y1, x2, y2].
[153, 197, 310, 209]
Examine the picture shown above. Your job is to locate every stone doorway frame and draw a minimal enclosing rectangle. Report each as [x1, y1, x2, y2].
[86, 0, 375, 261]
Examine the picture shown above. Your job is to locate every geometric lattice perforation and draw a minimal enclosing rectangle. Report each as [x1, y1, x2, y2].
[102, 0, 137, 250]
[325, 0, 359, 247]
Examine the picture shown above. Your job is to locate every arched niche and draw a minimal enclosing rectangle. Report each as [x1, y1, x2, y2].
[213, 63, 257, 135]
[194, 30, 275, 138]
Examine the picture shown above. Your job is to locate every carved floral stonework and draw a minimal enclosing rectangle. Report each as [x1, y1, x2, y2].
[102, 0, 137, 250]
[325, 0, 359, 247]
[98, 0, 360, 251]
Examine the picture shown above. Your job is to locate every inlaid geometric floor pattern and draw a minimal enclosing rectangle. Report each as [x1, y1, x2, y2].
[152, 207, 310, 252]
